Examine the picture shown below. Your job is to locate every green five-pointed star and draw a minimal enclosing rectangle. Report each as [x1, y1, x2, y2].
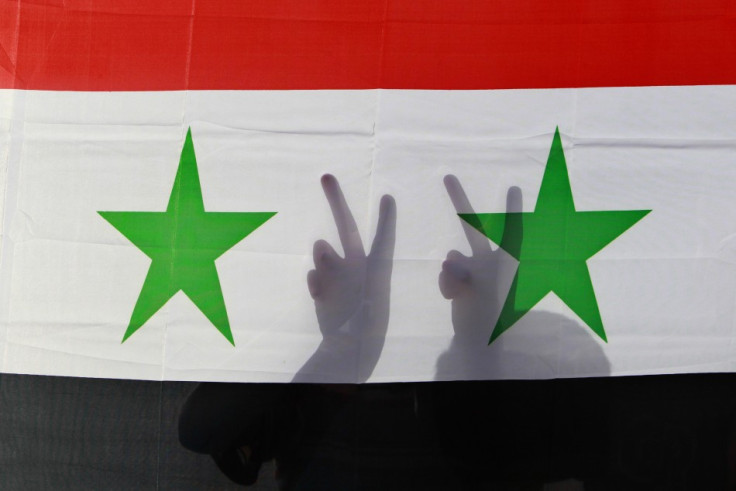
[99, 129, 275, 345]
[461, 128, 650, 344]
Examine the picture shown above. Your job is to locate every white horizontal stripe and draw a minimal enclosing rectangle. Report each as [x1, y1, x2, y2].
[0, 86, 734, 382]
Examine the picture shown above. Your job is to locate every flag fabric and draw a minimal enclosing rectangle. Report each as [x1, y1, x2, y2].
[1, 0, 735, 383]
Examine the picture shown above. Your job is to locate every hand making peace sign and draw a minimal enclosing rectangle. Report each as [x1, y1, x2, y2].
[294, 174, 396, 383]
[440, 175, 523, 344]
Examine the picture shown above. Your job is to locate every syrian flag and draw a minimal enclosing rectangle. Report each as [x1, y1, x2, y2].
[1, 0, 735, 384]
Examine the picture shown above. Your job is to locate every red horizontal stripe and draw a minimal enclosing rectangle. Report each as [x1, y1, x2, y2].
[0, 0, 734, 90]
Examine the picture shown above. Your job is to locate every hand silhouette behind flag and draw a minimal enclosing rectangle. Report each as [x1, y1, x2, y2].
[439, 175, 523, 345]
[294, 174, 396, 383]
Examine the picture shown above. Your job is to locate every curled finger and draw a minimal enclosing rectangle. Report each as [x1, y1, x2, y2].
[307, 269, 321, 299]
[313, 239, 340, 270]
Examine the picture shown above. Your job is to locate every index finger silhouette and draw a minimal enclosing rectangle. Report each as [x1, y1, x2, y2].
[368, 195, 397, 260]
[321, 174, 365, 259]
[500, 186, 524, 257]
[444, 175, 493, 256]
